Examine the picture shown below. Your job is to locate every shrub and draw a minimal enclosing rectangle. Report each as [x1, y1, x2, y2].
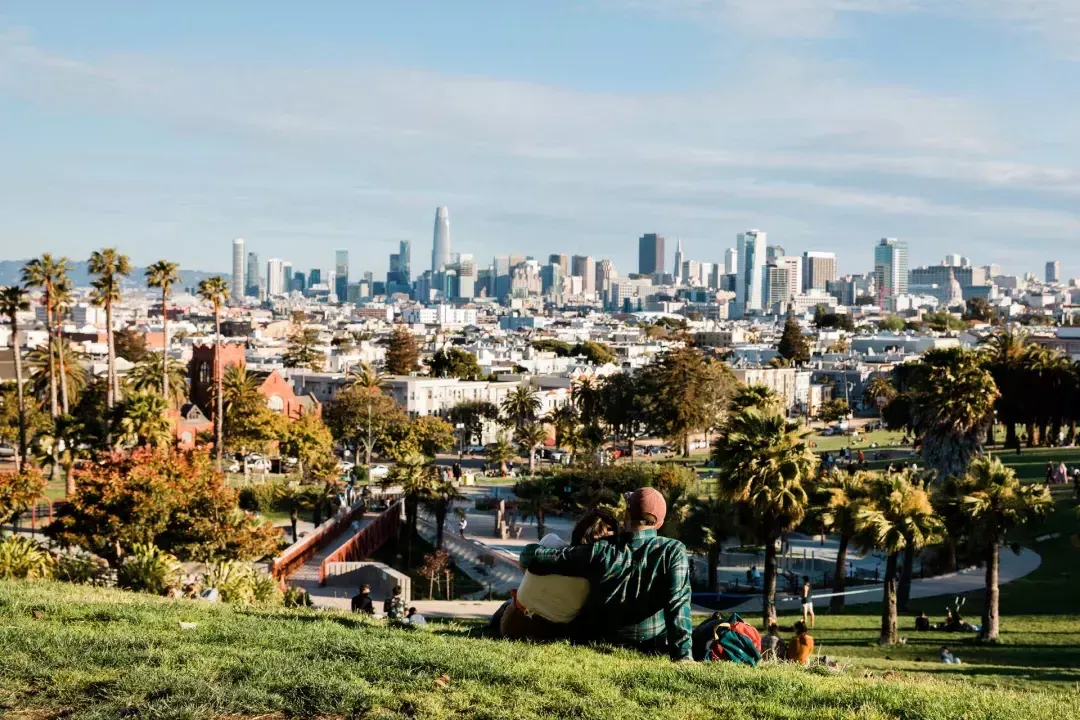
[0, 468, 46, 524]
[202, 560, 282, 607]
[283, 586, 312, 608]
[54, 549, 113, 586]
[0, 534, 54, 580]
[237, 483, 280, 514]
[116, 543, 181, 595]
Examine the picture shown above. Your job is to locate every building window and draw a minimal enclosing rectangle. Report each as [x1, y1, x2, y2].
[198, 361, 210, 385]
[267, 395, 284, 413]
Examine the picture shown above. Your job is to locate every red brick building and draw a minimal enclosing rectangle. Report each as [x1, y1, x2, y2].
[188, 343, 318, 421]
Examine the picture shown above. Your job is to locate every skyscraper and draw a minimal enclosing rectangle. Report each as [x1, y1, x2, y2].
[292, 271, 306, 294]
[595, 259, 616, 298]
[1046, 260, 1061, 283]
[335, 250, 349, 302]
[724, 247, 738, 275]
[766, 245, 785, 264]
[282, 262, 293, 295]
[246, 251, 261, 297]
[776, 255, 803, 296]
[571, 255, 596, 294]
[874, 238, 909, 309]
[802, 251, 837, 291]
[638, 233, 665, 275]
[548, 254, 569, 277]
[388, 240, 412, 292]
[764, 265, 792, 312]
[673, 239, 684, 284]
[432, 206, 451, 272]
[735, 230, 767, 315]
[266, 259, 286, 296]
[231, 238, 246, 301]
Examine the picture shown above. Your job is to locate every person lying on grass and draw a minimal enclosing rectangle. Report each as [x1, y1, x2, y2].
[516, 487, 694, 662]
[492, 508, 620, 642]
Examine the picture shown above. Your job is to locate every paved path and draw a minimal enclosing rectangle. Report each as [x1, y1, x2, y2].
[290, 511, 379, 611]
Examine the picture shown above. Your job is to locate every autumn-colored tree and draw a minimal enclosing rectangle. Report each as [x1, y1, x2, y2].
[0, 467, 46, 524]
[46, 447, 280, 563]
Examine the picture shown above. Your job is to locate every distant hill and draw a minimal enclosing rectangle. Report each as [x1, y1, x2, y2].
[0, 259, 223, 290]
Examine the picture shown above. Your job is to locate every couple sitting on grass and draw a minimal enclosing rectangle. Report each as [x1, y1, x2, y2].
[489, 487, 694, 662]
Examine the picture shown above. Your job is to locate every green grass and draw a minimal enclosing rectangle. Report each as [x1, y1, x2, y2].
[3, 581, 1078, 720]
[807, 429, 908, 454]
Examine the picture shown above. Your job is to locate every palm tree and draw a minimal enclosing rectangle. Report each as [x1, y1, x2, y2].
[959, 457, 1052, 641]
[501, 384, 541, 431]
[34, 414, 90, 496]
[88, 248, 132, 408]
[515, 423, 548, 474]
[26, 340, 88, 408]
[197, 276, 229, 470]
[114, 392, 173, 449]
[486, 434, 515, 476]
[549, 404, 581, 459]
[21, 254, 71, 418]
[52, 277, 75, 414]
[220, 364, 262, 413]
[819, 469, 871, 610]
[125, 354, 187, 406]
[386, 451, 437, 563]
[713, 407, 818, 626]
[421, 478, 465, 550]
[861, 376, 896, 417]
[346, 362, 387, 392]
[513, 474, 560, 539]
[145, 260, 181, 402]
[980, 327, 1028, 449]
[0, 285, 30, 469]
[680, 497, 738, 593]
[855, 471, 941, 645]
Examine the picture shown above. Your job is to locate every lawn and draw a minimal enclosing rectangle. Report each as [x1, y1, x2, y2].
[2, 580, 1078, 720]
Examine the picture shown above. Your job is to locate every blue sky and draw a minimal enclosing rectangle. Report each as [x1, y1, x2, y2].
[3, 1, 1080, 279]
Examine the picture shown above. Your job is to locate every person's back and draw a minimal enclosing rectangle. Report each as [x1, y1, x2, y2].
[788, 621, 814, 665]
[352, 586, 374, 615]
[761, 623, 786, 661]
[384, 586, 406, 621]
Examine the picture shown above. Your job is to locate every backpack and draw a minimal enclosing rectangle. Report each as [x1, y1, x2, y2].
[696, 613, 762, 666]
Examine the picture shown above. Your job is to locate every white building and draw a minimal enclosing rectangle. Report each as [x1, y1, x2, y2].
[735, 230, 767, 316]
[266, 258, 288, 296]
[401, 305, 478, 327]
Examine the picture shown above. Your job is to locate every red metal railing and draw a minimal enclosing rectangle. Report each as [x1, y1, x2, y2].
[270, 501, 370, 582]
[318, 499, 402, 585]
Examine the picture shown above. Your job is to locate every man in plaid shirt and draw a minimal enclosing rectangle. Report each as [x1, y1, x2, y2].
[518, 487, 693, 661]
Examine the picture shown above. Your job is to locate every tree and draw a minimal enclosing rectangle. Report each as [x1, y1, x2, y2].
[680, 497, 737, 593]
[21, 254, 71, 417]
[818, 470, 871, 610]
[571, 341, 617, 366]
[114, 392, 173, 450]
[958, 457, 1052, 641]
[730, 385, 784, 414]
[878, 315, 906, 332]
[922, 310, 967, 333]
[26, 340, 88, 411]
[197, 276, 230, 470]
[817, 398, 850, 424]
[346, 362, 387, 392]
[501, 384, 541, 431]
[421, 479, 464, 550]
[113, 327, 148, 363]
[34, 414, 92, 496]
[387, 415, 456, 460]
[47, 447, 280, 563]
[0, 466, 45, 525]
[125, 354, 188, 407]
[549, 404, 581, 458]
[600, 372, 648, 458]
[862, 375, 896, 415]
[964, 297, 995, 323]
[513, 474, 560, 539]
[776, 316, 810, 365]
[641, 346, 736, 456]
[531, 339, 572, 356]
[571, 376, 605, 451]
[88, 248, 132, 407]
[813, 306, 855, 332]
[516, 423, 547, 474]
[855, 471, 941, 645]
[0, 286, 30, 468]
[385, 325, 419, 375]
[0, 384, 49, 462]
[324, 386, 405, 466]
[980, 328, 1030, 450]
[146, 260, 182, 401]
[386, 451, 437, 563]
[278, 410, 334, 481]
[427, 347, 483, 380]
[713, 407, 817, 626]
[486, 434, 515, 476]
[282, 327, 324, 371]
[448, 400, 499, 447]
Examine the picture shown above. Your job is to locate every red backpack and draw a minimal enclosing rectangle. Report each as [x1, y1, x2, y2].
[704, 613, 763, 666]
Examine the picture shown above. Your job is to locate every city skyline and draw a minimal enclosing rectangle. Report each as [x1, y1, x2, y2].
[6, 4, 1080, 278]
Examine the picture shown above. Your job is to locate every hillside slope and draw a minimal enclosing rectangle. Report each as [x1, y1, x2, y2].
[2, 581, 1077, 720]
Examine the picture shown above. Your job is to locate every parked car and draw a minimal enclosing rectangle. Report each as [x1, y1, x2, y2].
[0, 443, 16, 459]
[245, 454, 271, 472]
[466, 445, 487, 455]
[225, 460, 241, 473]
[368, 464, 390, 480]
[337, 460, 356, 474]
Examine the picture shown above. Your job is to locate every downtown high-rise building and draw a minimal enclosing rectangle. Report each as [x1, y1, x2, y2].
[231, 238, 246, 301]
[548, 254, 569, 277]
[724, 247, 738, 275]
[246, 251, 261, 297]
[766, 245, 785, 264]
[874, 238, 909, 309]
[735, 230, 767, 315]
[432, 206, 451, 272]
[802, 251, 837, 291]
[775, 255, 803, 297]
[595, 258, 616, 299]
[673, 239, 684, 283]
[1046, 260, 1061, 284]
[638, 233, 665, 275]
[335, 250, 349, 302]
[571, 255, 596, 294]
[266, 259, 287, 296]
[388, 240, 411, 292]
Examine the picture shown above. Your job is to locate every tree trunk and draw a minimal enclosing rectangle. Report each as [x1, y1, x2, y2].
[45, 300, 58, 418]
[879, 552, 899, 645]
[628, 438, 636, 459]
[435, 503, 446, 549]
[536, 509, 546, 540]
[983, 541, 1000, 642]
[529, 446, 536, 474]
[1025, 423, 1036, 448]
[408, 497, 420, 565]
[762, 536, 778, 628]
[941, 539, 957, 574]
[161, 291, 170, 402]
[682, 433, 690, 458]
[707, 545, 720, 593]
[830, 534, 850, 611]
[1004, 423, 1017, 450]
[57, 325, 70, 415]
[214, 308, 224, 471]
[898, 541, 915, 611]
[65, 461, 76, 497]
[290, 509, 299, 543]
[10, 318, 26, 472]
[105, 301, 115, 409]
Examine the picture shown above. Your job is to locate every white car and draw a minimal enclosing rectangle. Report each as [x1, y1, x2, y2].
[245, 455, 271, 472]
[337, 460, 356, 474]
[225, 460, 241, 473]
[368, 464, 390, 480]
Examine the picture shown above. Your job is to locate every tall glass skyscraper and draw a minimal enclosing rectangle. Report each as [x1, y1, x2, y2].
[335, 250, 349, 302]
[245, 251, 260, 297]
[874, 238, 908, 310]
[231, 238, 245, 301]
[432, 206, 451, 272]
[735, 230, 767, 315]
[638, 233, 665, 275]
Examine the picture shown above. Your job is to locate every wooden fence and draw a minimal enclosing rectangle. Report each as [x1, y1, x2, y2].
[318, 500, 402, 585]
[270, 501, 370, 582]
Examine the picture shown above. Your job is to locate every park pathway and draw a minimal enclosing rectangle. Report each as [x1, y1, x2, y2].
[288, 511, 379, 612]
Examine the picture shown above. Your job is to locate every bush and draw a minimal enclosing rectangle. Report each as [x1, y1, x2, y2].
[540, 462, 698, 513]
[116, 543, 181, 595]
[0, 534, 54, 580]
[237, 483, 280, 514]
[202, 561, 282, 607]
[283, 586, 313, 608]
[54, 549, 113, 586]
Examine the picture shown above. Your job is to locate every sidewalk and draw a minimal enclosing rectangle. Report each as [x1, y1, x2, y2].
[290, 511, 379, 611]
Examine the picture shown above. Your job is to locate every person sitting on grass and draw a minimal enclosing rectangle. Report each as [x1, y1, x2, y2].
[940, 645, 961, 664]
[406, 607, 427, 626]
[787, 621, 815, 665]
[760, 622, 787, 661]
[915, 610, 931, 632]
[518, 487, 694, 662]
[351, 584, 374, 615]
[384, 585, 406, 622]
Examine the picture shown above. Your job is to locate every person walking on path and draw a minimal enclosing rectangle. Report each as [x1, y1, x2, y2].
[459, 515, 468, 539]
[800, 575, 816, 629]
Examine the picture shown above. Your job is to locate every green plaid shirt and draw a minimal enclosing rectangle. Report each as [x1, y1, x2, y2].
[519, 529, 692, 661]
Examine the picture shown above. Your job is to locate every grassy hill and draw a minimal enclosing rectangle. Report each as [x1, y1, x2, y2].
[3, 581, 1079, 720]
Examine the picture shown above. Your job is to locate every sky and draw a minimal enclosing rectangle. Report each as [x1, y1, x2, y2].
[2, 1, 1080, 280]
